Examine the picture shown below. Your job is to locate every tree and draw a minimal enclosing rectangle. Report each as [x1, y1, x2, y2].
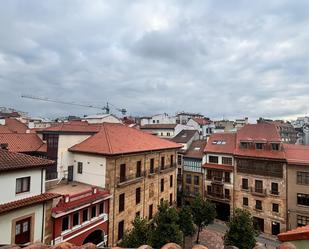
[151, 201, 183, 248]
[120, 216, 151, 248]
[190, 197, 216, 244]
[224, 208, 257, 249]
[178, 205, 196, 247]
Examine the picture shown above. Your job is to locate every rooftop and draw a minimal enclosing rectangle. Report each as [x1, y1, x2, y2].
[184, 140, 208, 159]
[140, 124, 177, 129]
[172, 130, 198, 143]
[0, 149, 54, 172]
[204, 133, 236, 155]
[0, 117, 28, 133]
[39, 120, 101, 133]
[278, 225, 309, 242]
[192, 117, 211, 125]
[69, 123, 182, 156]
[284, 144, 309, 165]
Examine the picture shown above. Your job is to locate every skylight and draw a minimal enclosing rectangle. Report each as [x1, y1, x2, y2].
[212, 140, 226, 145]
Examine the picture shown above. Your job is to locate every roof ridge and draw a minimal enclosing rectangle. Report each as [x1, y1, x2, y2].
[102, 123, 113, 154]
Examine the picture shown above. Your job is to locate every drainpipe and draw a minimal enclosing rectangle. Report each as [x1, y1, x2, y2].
[41, 202, 45, 242]
[41, 168, 44, 194]
[143, 154, 146, 217]
[112, 158, 117, 246]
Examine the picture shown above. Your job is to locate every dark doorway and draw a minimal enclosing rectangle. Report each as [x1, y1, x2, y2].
[15, 217, 31, 244]
[83, 230, 104, 245]
[272, 221, 280, 235]
[68, 165, 74, 182]
[253, 217, 264, 233]
[213, 201, 230, 221]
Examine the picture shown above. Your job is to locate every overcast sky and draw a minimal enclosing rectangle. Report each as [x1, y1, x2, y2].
[1, 0, 309, 120]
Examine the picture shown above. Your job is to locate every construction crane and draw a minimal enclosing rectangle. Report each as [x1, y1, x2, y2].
[21, 94, 127, 115]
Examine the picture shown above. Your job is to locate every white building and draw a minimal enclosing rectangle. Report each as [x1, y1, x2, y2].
[140, 123, 195, 138]
[140, 113, 176, 126]
[0, 149, 59, 245]
[187, 118, 215, 139]
[83, 114, 121, 124]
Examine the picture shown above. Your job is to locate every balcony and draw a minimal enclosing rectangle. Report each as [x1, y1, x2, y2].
[148, 168, 160, 177]
[251, 187, 267, 197]
[270, 190, 279, 196]
[206, 191, 231, 203]
[160, 163, 177, 173]
[117, 171, 145, 187]
[240, 185, 249, 192]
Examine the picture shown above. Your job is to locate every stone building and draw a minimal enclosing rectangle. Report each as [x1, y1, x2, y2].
[203, 133, 236, 221]
[234, 123, 287, 235]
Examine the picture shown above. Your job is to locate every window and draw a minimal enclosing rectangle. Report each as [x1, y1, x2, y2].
[136, 187, 141, 204]
[150, 158, 155, 174]
[170, 193, 173, 205]
[207, 169, 212, 180]
[170, 155, 174, 166]
[256, 200, 262, 210]
[272, 143, 280, 151]
[272, 203, 279, 213]
[297, 172, 309, 185]
[149, 204, 153, 219]
[170, 175, 173, 187]
[91, 206, 96, 218]
[119, 193, 125, 212]
[82, 209, 88, 222]
[209, 156, 218, 164]
[222, 157, 232, 165]
[118, 220, 124, 241]
[297, 215, 309, 227]
[153, 120, 155, 123]
[73, 212, 79, 226]
[255, 180, 263, 193]
[177, 155, 182, 165]
[15, 217, 31, 244]
[77, 162, 83, 174]
[185, 185, 190, 193]
[16, 177, 30, 194]
[136, 211, 140, 217]
[255, 143, 263, 150]
[136, 161, 142, 177]
[160, 198, 164, 204]
[243, 197, 248, 206]
[242, 178, 248, 190]
[99, 202, 104, 214]
[297, 193, 309, 206]
[194, 186, 199, 195]
[167, 132, 170, 136]
[240, 142, 249, 149]
[120, 164, 126, 182]
[62, 216, 69, 231]
[271, 182, 279, 195]
[224, 172, 230, 183]
[194, 175, 199, 185]
[225, 189, 230, 198]
[207, 185, 212, 194]
[161, 157, 165, 170]
[161, 178, 164, 192]
[186, 174, 192, 184]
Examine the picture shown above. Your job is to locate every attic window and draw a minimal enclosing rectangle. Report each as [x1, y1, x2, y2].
[181, 134, 187, 137]
[255, 143, 263, 150]
[271, 143, 280, 151]
[194, 147, 200, 151]
[240, 142, 250, 149]
[212, 140, 226, 145]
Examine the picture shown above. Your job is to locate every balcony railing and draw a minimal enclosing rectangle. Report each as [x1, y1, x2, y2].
[148, 167, 160, 177]
[207, 176, 231, 184]
[270, 190, 279, 196]
[117, 171, 145, 187]
[206, 191, 231, 202]
[240, 185, 249, 191]
[251, 187, 267, 197]
[160, 163, 177, 173]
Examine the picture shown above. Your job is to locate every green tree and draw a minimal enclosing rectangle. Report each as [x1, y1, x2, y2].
[178, 205, 196, 247]
[224, 208, 257, 249]
[120, 216, 151, 248]
[151, 201, 183, 248]
[190, 197, 216, 243]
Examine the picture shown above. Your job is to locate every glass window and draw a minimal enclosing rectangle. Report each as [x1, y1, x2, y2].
[256, 143, 263, 150]
[16, 177, 30, 194]
[150, 158, 155, 174]
[136, 161, 142, 177]
[82, 209, 88, 222]
[272, 143, 280, 151]
[62, 216, 69, 231]
[256, 200, 262, 210]
[73, 212, 79, 226]
[298, 193, 309, 206]
[224, 172, 230, 183]
[136, 187, 141, 204]
[194, 175, 199, 185]
[242, 178, 248, 189]
[118, 220, 124, 241]
[243, 197, 248, 206]
[209, 156, 218, 164]
[170, 175, 173, 187]
[91, 206, 96, 218]
[170, 193, 173, 206]
[272, 203, 279, 213]
[119, 193, 125, 212]
[186, 174, 192, 184]
[255, 180, 263, 193]
[297, 172, 309, 185]
[297, 215, 309, 227]
[149, 204, 153, 219]
[161, 157, 165, 170]
[161, 179, 164, 192]
[222, 157, 232, 165]
[99, 202, 104, 214]
[271, 182, 279, 195]
[77, 162, 83, 174]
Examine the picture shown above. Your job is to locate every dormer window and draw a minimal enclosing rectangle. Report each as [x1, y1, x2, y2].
[255, 143, 263, 150]
[271, 143, 280, 151]
[240, 142, 250, 149]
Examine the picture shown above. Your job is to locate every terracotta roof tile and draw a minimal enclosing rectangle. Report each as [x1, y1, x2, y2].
[278, 225, 309, 242]
[140, 124, 177, 129]
[1, 118, 28, 133]
[284, 144, 309, 165]
[40, 121, 101, 133]
[172, 130, 198, 143]
[0, 133, 45, 152]
[203, 163, 234, 171]
[184, 140, 207, 159]
[0, 149, 54, 172]
[192, 118, 211, 125]
[204, 133, 236, 155]
[69, 123, 182, 155]
[0, 193, 60, 214]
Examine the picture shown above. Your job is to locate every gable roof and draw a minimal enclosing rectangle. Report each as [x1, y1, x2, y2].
[204, 133, 236, 155]
[184, 140, 207, 159]
[40, 121, 101, 133]
[284, 144, 309, 165]
[69, 123, 182, 156]
[172, 130, 198, 143]
[192, 118, 211, 125]
[278, 225, 309, 242]
[0, 133, 45, 153]
[0, 118, 28, 133]
[140, 124, 177, 130]
[0, 149, 54, 172]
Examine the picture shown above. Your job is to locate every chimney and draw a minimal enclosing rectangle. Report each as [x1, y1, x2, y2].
[0, 118, 5, 126]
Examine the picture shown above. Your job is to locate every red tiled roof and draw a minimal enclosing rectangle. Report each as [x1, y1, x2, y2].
[39, 121, 101, 133]
[0, 193, 60, 214]
[0, 149, 54, 172]
[192, 118, 211, 125]
[52, 189, 110, 214]
[204, 133, 236, 155]
[284, 144, 309, 165]
[203, 163, 234, 171]
[0, 133, 45, 152]
[172, 130, 198, 143]
[278, 225, 309, 242]
[2, 118, 28, 133]
[140, 124, 177, 129]
[69, 123, 182, 155]
[0, 125, 13, 133]
[184, 140, 207, 159]
[235, 123, 285, 160]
